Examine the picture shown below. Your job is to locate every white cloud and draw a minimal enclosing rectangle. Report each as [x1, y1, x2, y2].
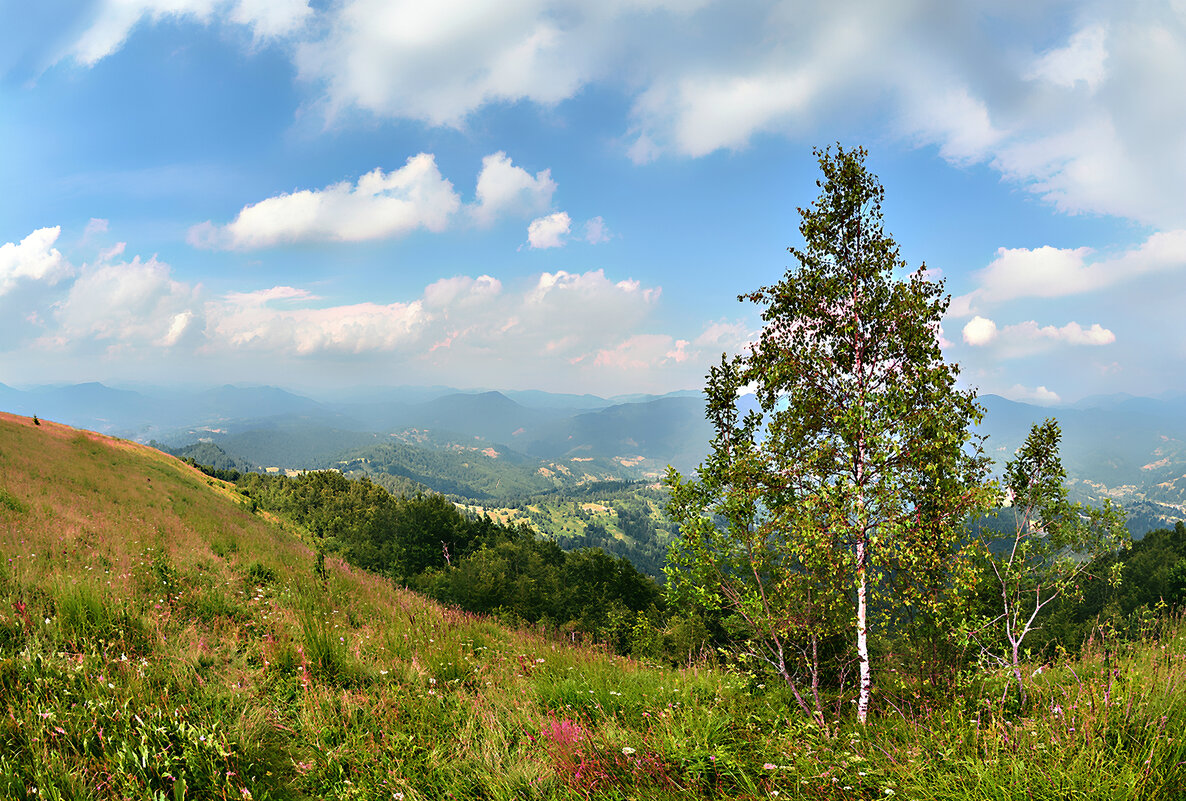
[526, 211, 571, 249]
[470, 152, 556, 225]
[962, 316, 1115, 358]
[637, 67, 821, 159]
[584, 216, 611, 244]
[527, 212, 572, 249]
[9, 249, 733, 392]
[1009, 321, 1116, 348]
[207, 293, 427, 355]
[1003, 384, 1062, 406]
[70, 0, 311, 65]
[962, 315, 997, 346]
[295, 0, 589, 127]
[230, 0, 313, 40]
[190, 153, 460, 249]
[223, 285, 315, 306]
[954, 230, 1186, 315]
[53, 255, 201, 349]
[1026, 24, 1109, 92]
[904, 85, 1003, 165]
[0, 227, 72, 296]
[423, 275, 502, 309]
[196, 268, 663, 365]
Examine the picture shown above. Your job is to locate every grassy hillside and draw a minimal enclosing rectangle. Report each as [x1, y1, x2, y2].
[2, 412, 1186, 799]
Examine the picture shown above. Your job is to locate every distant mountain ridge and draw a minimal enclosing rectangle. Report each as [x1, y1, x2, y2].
[4, 381, 1186, 524]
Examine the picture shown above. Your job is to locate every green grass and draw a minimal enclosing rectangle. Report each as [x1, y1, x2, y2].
[1, 410, 1185, 799]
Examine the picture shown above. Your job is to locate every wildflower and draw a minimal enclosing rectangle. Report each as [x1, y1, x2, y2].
[764, 763, 777, 770]
[885, 791, 896, 797]
[622, 747, 636, 756]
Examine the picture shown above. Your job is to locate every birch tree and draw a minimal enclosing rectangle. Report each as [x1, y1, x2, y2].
[666, 146, 990, 724]
[976, 418, 1128, 703]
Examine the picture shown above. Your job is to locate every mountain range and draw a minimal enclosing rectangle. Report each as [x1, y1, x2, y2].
[3, 381, 1185, 528]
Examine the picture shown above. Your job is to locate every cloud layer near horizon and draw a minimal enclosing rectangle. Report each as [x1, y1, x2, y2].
[2, 227, 746, 393]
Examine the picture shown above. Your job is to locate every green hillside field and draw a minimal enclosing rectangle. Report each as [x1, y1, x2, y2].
[2, 412, 1186, 799]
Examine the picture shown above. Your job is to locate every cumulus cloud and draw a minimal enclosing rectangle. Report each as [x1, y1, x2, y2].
[207, 293, 427, 355]
[527, 212, 572, 249]
[962, 316, 1115, 358]
[0, 227, 72, 296]
[693, 319, 750, 351]
[962, 315, 997, 346]
[69, 0, 312, 65]
[190, 154, 460, 249]
[194, 268, 664, 365]
[189, 266, 686, 395]
[53, 254, 201, 349]
[422, 275, 502, 309]
[1012, 321, 1115, 347]
[11, 247, 737, 391]
[953, 230, 1186, 315]
[470, 152, 556, 225]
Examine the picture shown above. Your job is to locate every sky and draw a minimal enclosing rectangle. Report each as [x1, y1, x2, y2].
[1, 0, 1184, 402]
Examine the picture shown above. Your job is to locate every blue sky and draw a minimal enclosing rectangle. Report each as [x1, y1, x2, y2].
[1, 1, 1183, 401]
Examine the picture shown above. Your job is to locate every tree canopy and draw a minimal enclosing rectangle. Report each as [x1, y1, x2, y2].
[666, 145, 991, 724]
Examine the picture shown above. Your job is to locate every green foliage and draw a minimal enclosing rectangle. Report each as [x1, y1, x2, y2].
[475, 482, 681, 578]
[245, 561, 278, 586]
[666, 145, 991, 723]
[156, 440, 256, 478]
[235, 470, 668, 654]
[969, 419, 1129, 700]
[0, 487, 27, 514]
[341, 439, 569, 499]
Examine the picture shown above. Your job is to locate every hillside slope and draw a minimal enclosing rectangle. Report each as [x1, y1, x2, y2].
[0, 413, 785, 800]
